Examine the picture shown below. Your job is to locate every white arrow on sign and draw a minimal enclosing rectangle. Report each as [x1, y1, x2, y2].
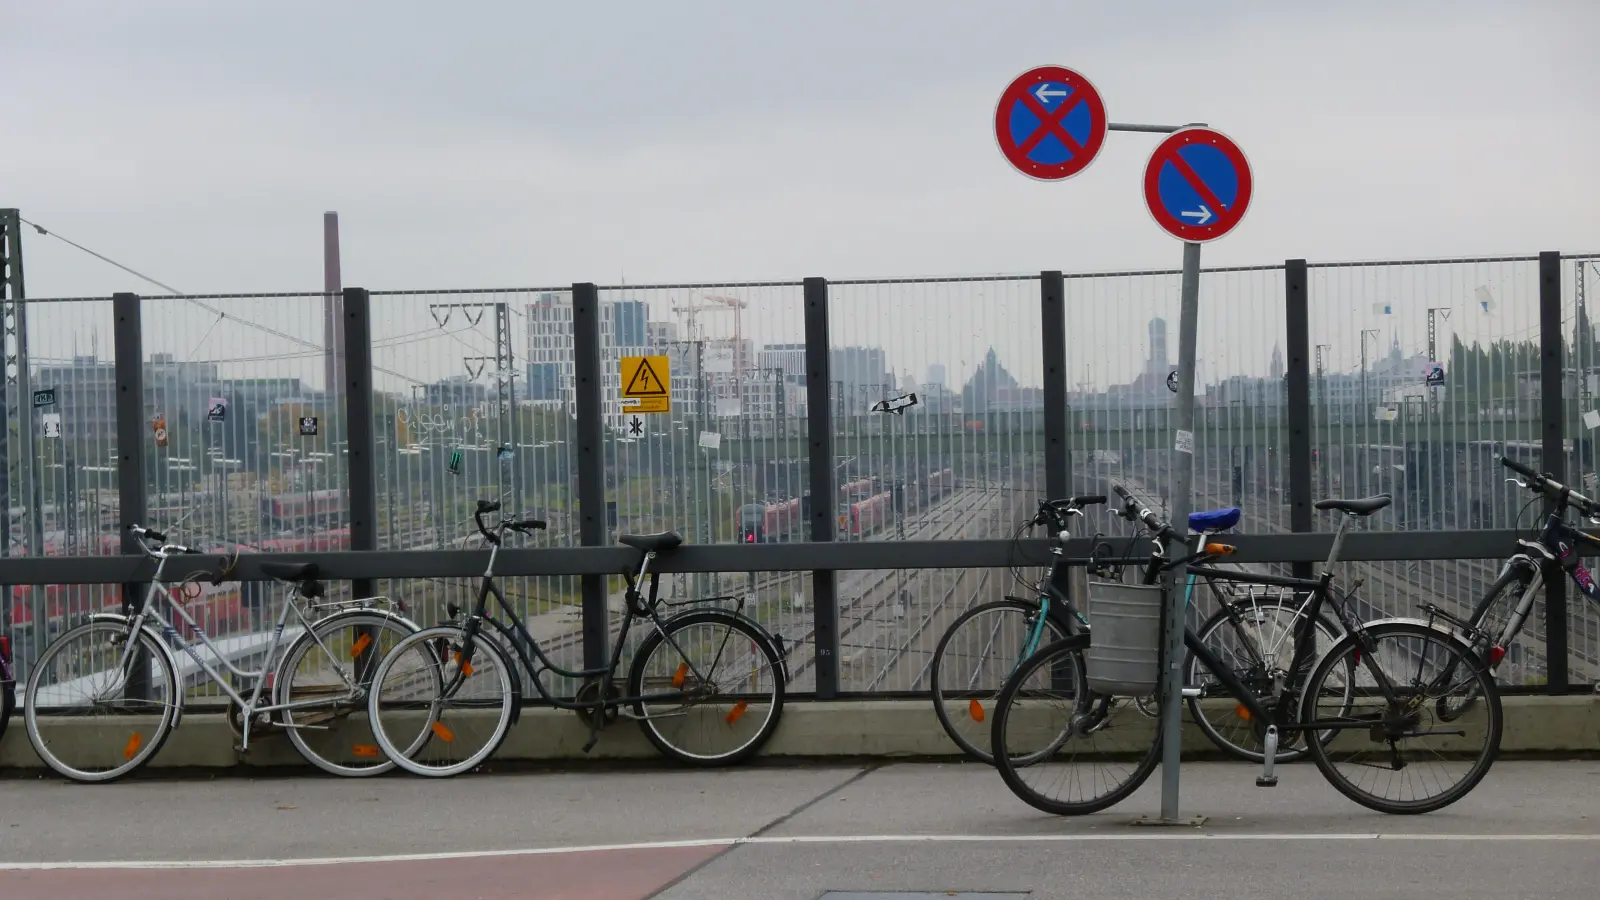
[1033, 84, 1069, 104]
[1179, 205, 1214, 225]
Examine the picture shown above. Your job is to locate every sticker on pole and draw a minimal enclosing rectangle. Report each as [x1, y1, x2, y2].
[41, 413, 62, 439]
[152, 413, 169, 448]
[31, 388, 56, 408]
[620, 355, 671, 414]
[1142, 126, 1253, 242]
[1423, 362, 1445, 387]
[1174, 429, 1194, 455]
[298, 416, 319, 436]
[993, 65, 1108, 182]
[206, 397, 229, 423]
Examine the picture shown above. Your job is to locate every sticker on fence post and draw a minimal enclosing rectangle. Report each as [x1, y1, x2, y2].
[41, 413, 62, 439]
[1584, 410, 1600, 431]
[1174, 429, 1194, 455]
[152, 413, 169, 448]
[31, 388, 56, 408]
[206, 397, 228, 423]
[298, 416, 319, 436]
[1166, 371, 1179, 394]
[447, 448, 463, 475]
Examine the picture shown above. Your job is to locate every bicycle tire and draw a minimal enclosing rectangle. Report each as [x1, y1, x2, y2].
[24, 620, 179, 783]
[0, 680, 13, 748]
[1441, 566, 1532, 718]
[367, 624, 516, 778]
[277, 611, 422, 777]
[627, 609, 786, 766]
[1185, 600, 1342, 763]
[990, 634, 1162, 816]
[929, 598, 1073, 765]
[1303, 620, 1503, 815]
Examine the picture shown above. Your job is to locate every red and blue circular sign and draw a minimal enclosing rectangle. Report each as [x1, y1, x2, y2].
[1142, 126, 1254, 242]
[993, 65, 1108, 182]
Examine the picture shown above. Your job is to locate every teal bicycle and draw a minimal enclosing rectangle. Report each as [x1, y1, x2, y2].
[928, 495, 1342, 765]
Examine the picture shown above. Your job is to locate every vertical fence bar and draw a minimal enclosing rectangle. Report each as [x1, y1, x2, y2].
[1284, 260, 1313, 579]
[1539, 250, 1569, 692]
[113, 292, 150, 697]
[804, 276, 839, 699]
[343, 288, 377, 602]
[572, 282, 608, 670]
[1041, 270, 1069, 501]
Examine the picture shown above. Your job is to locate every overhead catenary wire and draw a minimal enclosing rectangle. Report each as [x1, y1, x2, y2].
[18, 216, 426, 385]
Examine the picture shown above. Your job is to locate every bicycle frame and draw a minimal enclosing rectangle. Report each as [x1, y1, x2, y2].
[1174, 514, 1417, 735]
[454, 540, 739, 711]
[115, 554, 372, 726]
[1482, 513, 1600, 656]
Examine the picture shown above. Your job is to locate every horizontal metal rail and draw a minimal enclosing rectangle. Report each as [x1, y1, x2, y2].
[0, 529, 1521, 585]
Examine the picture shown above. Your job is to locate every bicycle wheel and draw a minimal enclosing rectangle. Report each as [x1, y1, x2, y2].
[990, 634, 1163, 816]
[1186, 599, 1342, 762]
[1303, 621, 1502, 815]
[627, 610, 785, 766]
[929, 598, 1072, 764]
[24, 620, 178, 783]
[367, 624, 515, 778]
[277, 611, 422, 777]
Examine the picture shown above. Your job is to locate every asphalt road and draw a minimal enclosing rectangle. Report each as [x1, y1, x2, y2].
[2, 760, 1596, 899]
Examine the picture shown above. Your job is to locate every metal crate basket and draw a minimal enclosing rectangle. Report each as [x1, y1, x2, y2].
[1084, 579, 1164, 697]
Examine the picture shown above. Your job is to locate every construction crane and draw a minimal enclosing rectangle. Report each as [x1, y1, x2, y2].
[671, 293, 749, 375]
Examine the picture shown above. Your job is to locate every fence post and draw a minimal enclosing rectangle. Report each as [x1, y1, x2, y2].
[113, 292, 150, 696]
[342, 288, 377, 604]
[803, 276, 839, 699]
[1539, 250, 1569, 693]
[572, 282, 608, 670]
[1284, 260, 1313, 580]
[1041, 271, 1069, 501]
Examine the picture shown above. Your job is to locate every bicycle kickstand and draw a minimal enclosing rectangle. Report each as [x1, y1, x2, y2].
[581, 717, 601, 754]
[1256, 725, 1279, 787]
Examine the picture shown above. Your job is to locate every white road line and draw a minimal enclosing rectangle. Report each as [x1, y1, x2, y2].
[6, 832, 1599, 870]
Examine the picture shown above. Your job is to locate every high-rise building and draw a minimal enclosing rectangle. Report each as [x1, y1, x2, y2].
[925, 364, 947, 389]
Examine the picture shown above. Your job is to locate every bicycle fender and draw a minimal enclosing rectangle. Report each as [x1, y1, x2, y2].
[1306, 615, 1484, 687]
[661, 607, 793, 687]
[303, 606, 422, 634]
[87, 612, 187, 730]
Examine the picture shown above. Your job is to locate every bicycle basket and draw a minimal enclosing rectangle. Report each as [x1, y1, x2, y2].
[1084, 580, 1163, 696]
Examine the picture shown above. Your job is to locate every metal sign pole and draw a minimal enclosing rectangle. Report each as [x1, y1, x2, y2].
[1159, 239, 1202, 823]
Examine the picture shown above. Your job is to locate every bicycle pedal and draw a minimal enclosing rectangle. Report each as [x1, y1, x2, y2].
[581, 735, 598, 754]
[1255, 775, 1279, 788]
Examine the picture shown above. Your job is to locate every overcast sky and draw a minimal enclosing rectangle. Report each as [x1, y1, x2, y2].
[6, 1, 1599, 392]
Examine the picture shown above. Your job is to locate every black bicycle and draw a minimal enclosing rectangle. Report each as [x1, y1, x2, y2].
[929, 495, 1342, 765]
[1440, 455, 1600, 706]
[990, 484, 1504, 816]
[366, 500, 790, 776]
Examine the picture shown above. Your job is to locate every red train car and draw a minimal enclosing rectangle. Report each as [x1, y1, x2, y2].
[839, 477, 875, 500]
[737, 499, 801, 543]
[839, 491, 893, 537]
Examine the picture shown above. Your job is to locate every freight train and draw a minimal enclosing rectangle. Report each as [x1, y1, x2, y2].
[737, 468, 957, 543]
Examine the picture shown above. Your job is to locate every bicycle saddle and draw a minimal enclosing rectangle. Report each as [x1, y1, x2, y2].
[260, 561, 318, 582]
[1313, 494, 1392, 516]
[618, 532, 683, 553]
[1188, 507, 1241, 532]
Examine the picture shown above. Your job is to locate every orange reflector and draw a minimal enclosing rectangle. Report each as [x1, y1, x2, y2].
[454, 653, 474, 677]
[123, 733, 143, 760]
[430, 721, 455, 743]
[672, 663, 688, 689]
[352, 744, 381, 758]
[1204, 543, 1237, 556]
[1234, 704, 1251, 720]
[968, 699, 986, 723]
[351, 633, 372, 658]
[725, 700, 749, 725]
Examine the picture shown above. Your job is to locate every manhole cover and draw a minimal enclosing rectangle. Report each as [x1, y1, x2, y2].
[819, 894, 1027, 900]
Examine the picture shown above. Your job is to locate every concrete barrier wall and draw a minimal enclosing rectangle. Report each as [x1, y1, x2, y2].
[5, 696, 1600, 772]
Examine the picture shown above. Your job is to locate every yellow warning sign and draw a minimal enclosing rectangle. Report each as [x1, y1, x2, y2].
[620, 355, 671, 414]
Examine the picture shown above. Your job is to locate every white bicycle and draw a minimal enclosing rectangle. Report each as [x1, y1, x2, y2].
[23, 524, 426, 782]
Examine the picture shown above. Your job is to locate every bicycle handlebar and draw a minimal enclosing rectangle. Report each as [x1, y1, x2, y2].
[1110, 483, 1170, 536]
[474, 498, 548, 542]
[1501, 455, 1598, 516]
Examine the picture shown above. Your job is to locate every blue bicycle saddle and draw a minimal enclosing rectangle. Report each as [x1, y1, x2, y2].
[1188, 507, 1241, 532]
